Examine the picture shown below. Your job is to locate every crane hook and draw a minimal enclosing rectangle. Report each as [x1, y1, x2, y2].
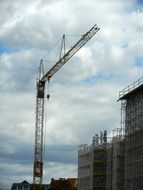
[47, 79, 50, 100]
[47, 94, 50, 100]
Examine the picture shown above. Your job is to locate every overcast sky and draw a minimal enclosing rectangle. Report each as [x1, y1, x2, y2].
[0, 0, 143, 189]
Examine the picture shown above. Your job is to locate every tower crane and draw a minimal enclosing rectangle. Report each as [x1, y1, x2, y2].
[33, 24, 100, 184]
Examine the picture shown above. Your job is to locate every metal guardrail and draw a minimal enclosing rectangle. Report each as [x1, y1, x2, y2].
[119, 77, 143, 98]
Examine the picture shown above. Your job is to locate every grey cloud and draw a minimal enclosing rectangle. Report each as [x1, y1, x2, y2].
[45, 145, 77, 164]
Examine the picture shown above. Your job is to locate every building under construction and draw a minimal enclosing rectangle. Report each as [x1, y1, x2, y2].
[78, 131, 107, 190]
[78, 77, 143, 190]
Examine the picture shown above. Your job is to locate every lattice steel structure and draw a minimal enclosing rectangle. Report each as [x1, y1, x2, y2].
[33, 25, 100, 184]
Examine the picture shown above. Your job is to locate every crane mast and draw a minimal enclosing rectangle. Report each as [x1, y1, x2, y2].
[33, 24, 100, 184]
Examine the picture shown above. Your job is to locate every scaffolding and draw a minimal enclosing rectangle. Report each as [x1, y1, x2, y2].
[106, 142, 113, 190]
[124, 128, 143, 190]
[78, 132, 107, 190]
[78, 77, 143, 190]
[119, 77, 143, 190]
[104, 128, 125, 190]
[78, 144, 93, 190]
[112, 130, 125, 190]
[92, 145, 106, 190]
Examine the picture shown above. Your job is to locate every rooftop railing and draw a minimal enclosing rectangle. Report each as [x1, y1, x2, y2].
[119, 76, 143, 98]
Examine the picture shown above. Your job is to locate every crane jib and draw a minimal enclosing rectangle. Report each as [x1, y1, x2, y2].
[41, 24, 100, 83]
